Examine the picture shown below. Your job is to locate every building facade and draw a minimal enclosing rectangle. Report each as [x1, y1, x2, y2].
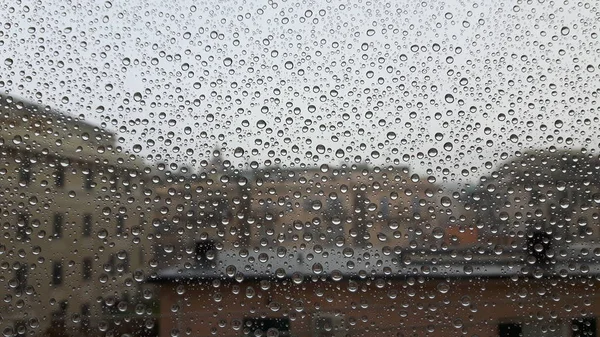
[0, 95, 155, 336]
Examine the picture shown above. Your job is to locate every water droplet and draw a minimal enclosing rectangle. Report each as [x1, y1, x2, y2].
[432, 228, 444, 239]
[561, 26, 570, 36]
[234, 147, 244, 158]
[437, 282, 450, 293]
[98, 229, 108, 239]
[555, 120, 563, 128]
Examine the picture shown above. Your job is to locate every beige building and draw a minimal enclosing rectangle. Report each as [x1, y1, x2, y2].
[0, 95, 155, 336]
[470, 149, 600, 263]
[148, 158, 469, 273]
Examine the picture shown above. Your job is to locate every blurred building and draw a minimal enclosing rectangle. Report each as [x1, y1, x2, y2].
[148, 149, 600, 337]
[151, 245, 600, 337]
[147, 157, 469, 273]
[0, 95, 155, 336]
[468, 149, 600, 263]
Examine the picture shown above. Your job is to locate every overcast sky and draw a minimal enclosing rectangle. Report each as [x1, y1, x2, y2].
[1, 0, 598, 186]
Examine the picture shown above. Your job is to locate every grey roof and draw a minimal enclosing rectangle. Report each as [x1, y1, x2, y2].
[0, 94, 144, 170]
[149, 245, 600, 283]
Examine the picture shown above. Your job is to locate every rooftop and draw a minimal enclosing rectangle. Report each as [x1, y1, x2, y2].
[150, 243, 600, 283]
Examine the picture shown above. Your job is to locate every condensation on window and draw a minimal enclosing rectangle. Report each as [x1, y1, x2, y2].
[1, 1, 600, 337]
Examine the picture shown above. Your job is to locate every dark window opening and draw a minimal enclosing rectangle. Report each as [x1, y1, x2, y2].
[108, 254, 116, 276]
[53, 213, 63, 239]
[195, 240, 217, 266]
[110, 173, 118, 191]
[124, 178, 132, 192]
[243, 317, 290, 337]
[19, 159, 31, 184]
[80, 304, 90, 331]
[573, 317, 597, 337]
[116, 215, 125, 235]
[498, 323, 522, 337]
[14, 320, 27, 336]
[82, 214, 92, 237]
[55, 164, 65, 188]
[84, 169, 94, 190]
[82, 258, 92, 281]
[52, 261, 63, 286]
[17, 213, 30, 241]
[15, 266, 27, 293]
[526, 230, 552, 266]
[122, 252, 130, 273]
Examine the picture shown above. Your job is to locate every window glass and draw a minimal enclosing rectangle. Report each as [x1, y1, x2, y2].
[2, 1, 600, 337]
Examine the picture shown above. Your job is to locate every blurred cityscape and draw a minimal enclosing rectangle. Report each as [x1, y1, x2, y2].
[2, 95, 600, 336]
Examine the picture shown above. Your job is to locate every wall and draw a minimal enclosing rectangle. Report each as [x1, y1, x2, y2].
[156, 275, 600, 337]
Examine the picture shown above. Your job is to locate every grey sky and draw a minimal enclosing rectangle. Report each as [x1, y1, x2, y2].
[1, 0, 598, 186]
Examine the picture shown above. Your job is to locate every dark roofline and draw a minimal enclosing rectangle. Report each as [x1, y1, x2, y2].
[0, 94, 115, 136]
[147, 260, 600, 284]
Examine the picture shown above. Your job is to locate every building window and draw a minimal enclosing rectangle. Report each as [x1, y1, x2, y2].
[124, 178, 132, 192]
[108, 254, 116, 275]
[498, 323, 522, 337]
[13, 320, 27, 336]
[52, 261, 63, 286]
[116, 215, 125, 235]
[380, 197, 390, 219]
[243, 318, 290, 337]
[19, 159, 31, 185]
[122, 252, 130, 273]
[84, 169, 94, 190]
[80, 304, 90, 331]
[313, 314, 345, 337]
[55, 163, 65, 187]
[16, 213, 30, 241]
[82, 214, 92, 237]
[15, 266, 27, 293]
[303, 199, 312, 211]
[53, 213, 63, 238]
[326, 198, 345, 222]
[110, 173, 117, 191]
[82, 258, 92, 281]
[573, 317, 597, 337]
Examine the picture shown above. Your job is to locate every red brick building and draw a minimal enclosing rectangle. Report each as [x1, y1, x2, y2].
[151, 244, 600, 337]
